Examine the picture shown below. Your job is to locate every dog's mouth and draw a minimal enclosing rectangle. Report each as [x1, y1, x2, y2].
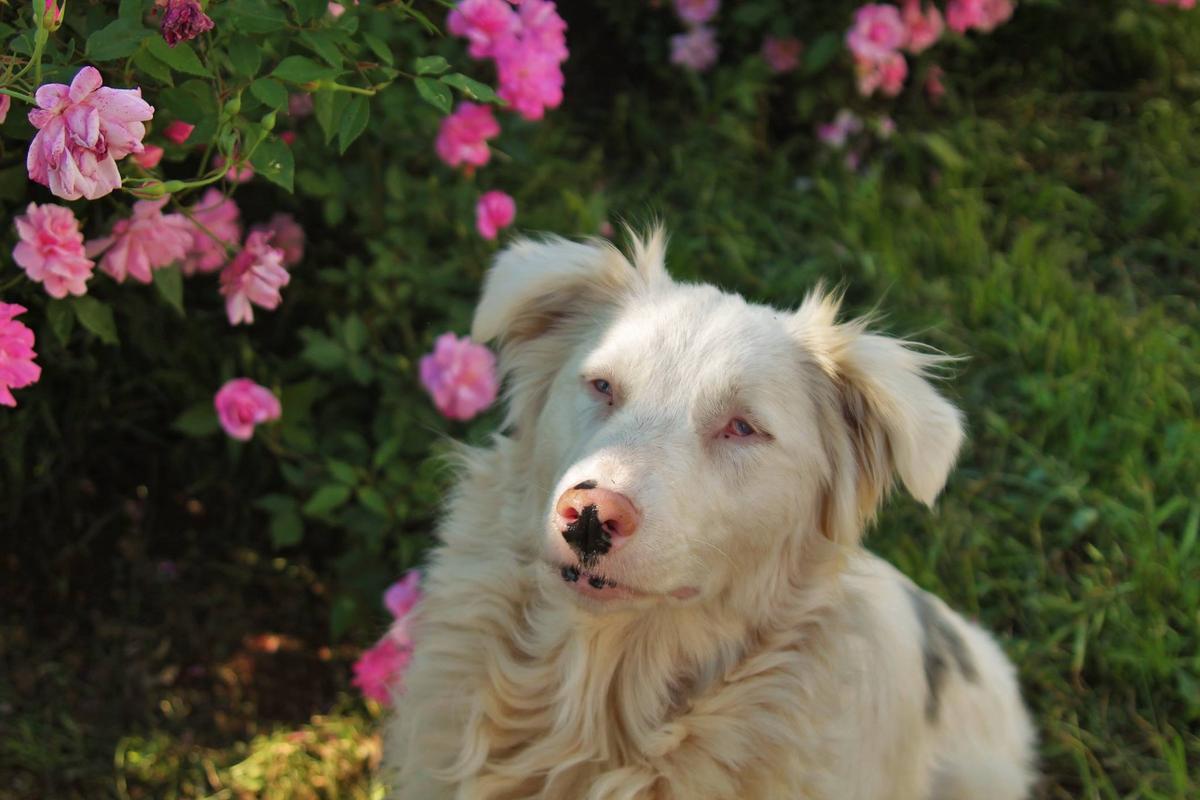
[552, 562, 699, 603]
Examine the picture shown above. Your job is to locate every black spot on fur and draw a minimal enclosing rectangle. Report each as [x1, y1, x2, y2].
[905, 585, 979, 723]
[572, 480, 598, 490]
[562, 504, 610, 562]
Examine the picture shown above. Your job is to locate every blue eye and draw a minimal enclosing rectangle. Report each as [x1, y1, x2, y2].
[591, 379, 613, 397]
[724, 418, 757, 438]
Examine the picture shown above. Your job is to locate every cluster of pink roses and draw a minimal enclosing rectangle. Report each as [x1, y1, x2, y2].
[846, 1, 1012, 99]
[669, 0, 720, 72]
[440, 0, 570, 241]
[352, 570, 423, 704]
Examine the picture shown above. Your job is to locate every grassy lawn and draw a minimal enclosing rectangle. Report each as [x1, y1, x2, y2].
[3, 7, 1199, 800]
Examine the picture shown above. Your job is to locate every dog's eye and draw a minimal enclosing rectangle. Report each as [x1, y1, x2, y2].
[590, 379, 614, 404]
[722, 418, 757, 438]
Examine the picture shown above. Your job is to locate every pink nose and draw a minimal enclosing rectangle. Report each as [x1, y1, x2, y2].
[555, 485, 640, 557]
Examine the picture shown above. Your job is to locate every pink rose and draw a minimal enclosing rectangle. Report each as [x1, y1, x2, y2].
[925, 64, 946, 103]
[251, 213, 305, 267]
[447, 0, 520, 59]
[674, 0, 719, 26]
[946, 0, 1013, 33]
[161, 0, 214, 47]
[816, 109, 863, 149]
[287, 93, 314, 118]
[846, 4, 906, 62]
[26, 66, 154, 201]
[133, 144, 164, 169]
[182, 188, 241, 275]
[475, 190, 515, 240]
[901, 0, 944, 53]
[163, 120, 194, 145]
[13, 203, 96, 299]
[516, 0, 569, 62]
[214, 378, 281, 440]
[495, 38, 565, 120]
[435, 102, 501, 170]
[856, 51, 908, 97]
[352, 637, 412, 704]
[978, 0, 1015, 31]
[86, 198, 194, 284]
[219, 230, 290, 325]
[0, 94, 10, 125]
[761, 36, 803, 74]
[0, 303, 42, 408]
[670, 26, 719, 72]
[419, 332, 499, 421]
[214, 153, 254, 183]
[384, 570, 423, 621]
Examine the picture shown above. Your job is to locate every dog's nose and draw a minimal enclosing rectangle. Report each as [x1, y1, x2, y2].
[555, 485, 639, 559]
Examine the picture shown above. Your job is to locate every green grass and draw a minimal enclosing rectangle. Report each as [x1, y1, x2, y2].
[4, 11, 1199, 800]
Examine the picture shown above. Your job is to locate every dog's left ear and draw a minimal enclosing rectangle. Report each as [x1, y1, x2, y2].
[792, 290, 964, 539]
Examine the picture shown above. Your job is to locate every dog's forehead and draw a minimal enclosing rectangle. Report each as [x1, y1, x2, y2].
[591, 284, 796, 387]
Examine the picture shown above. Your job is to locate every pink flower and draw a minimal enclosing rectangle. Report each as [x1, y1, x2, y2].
[214, 378, 281, 440]
[515, 0, 569, 62]
[182, 189, 241, 275]
[40, 0, 64, 31]
[670, 26, 719, 72]
[978, 0, 1015, 31]
[447, 0, 520, 59]
[328, 2, 345, 17]
[287, 93, 314, 118]
[496, 38, 565, 120]
[86, 198, 194, 284]
[946, 0, 1014, 33]
[435, 102, 501, 170]
[419, 332, 499, 421]
[352, 637, 412, 704]
[163, 120, 194, 145]
[761, 36, 803, 74]
[13, 203, 96, 299]
[856, 51, 908, 97]
[161, 0, 214, 47]
[0, 303, 41, 408]
[925, 64, 946, 103]
[674, 0, 719, 26]
[219, 230, 290, 325]
[846, 4, 906, 62]
[0, 94, 10, 125]
[251, 213, 305, 267]
[133, 144, 164, 169]
[384, 570, 423, 621]
[816, 109, 863, 149]
[475, 190, 516, 240]
[26, 66, 154, 201]
[214, 153, 254, 183]
[901, 0, 944, 53]
[1154, 0, 1196, 8]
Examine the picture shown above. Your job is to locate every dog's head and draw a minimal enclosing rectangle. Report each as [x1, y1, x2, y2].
[473, 229, 963, 611]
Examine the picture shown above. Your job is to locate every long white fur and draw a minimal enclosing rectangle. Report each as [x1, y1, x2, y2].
[384, 229, 1037, 799]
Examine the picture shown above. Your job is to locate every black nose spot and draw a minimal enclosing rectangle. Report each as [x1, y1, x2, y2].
[572, 480, 597, 491]
[561, 565, 579, 582]
[588, 575, 606, 589]
[562, 504, 611, 562]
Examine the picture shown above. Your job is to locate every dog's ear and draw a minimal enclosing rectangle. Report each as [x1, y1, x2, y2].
[472, 231, 668, 430]
[792, 289, 964, 540]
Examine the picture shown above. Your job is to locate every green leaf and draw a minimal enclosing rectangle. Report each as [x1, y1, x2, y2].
[921, 133, 967, 171]
[71, 297, 118, 345]
[46, 300, 74, 346]
[328, 460, 359, 485]
[330, 594, 357, 640]
[414, 77, 452, 114]
[287, 0, 328, 24]
[250, 78, 289, 111]
[133, 47, 175, 86]
[145, 37, 211, 77]
[300, 30, 344, 69]
[173, 401, 219, 436]
[413, 55, 448, 75]
[227, 35, 262, 77]
[249, 139, 295, 192]
[87, 20, 150, 60]
[271, 55, 338, 84]
[303, 484, 353, 516]
[357, 486, 390, 518]
[255, 493, 298, 515]
[270, 509, 304, 548]
[337, 95, 370, 154]
[364, 33, 394, 66]
[226, 1, 289, 34]
[342, 314, 367, 352]
[153, 265, 185, 316]
[439, 73, 500, 103]
[313, 88, 350, 144]
[804, 32, 841, 75]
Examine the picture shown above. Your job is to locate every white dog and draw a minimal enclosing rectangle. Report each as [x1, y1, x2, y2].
[384, 229, 1037, 799]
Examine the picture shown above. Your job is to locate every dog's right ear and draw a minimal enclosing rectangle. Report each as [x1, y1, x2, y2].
[471, 235, 652, 431]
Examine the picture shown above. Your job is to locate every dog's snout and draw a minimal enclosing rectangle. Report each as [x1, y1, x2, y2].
[555, 486, 639, 559]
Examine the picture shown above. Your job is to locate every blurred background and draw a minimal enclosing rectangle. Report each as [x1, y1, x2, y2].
[1, 0, 1198, 797]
